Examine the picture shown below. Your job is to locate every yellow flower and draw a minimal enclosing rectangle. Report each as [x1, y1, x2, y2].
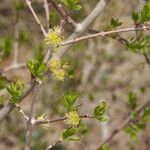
[45, 26, 63, 48]
[65, 111, 80, 126]
[37, 113, 46, 121]
[62, 62, 69, 71]
[49, 57, 61, 71]
[37, 114, 49, 129]
[53, 69, 65, 81]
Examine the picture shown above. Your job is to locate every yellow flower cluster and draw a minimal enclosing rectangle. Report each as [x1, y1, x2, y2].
[65, 111, 80, 126]
[49, 57, 68, 81]
[49, 57, 61, 70]
[45, 26, 63, 49]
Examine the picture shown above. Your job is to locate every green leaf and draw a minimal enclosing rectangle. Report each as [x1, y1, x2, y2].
[19, 31, 29, 43]
[99, 144, 110, 150]
[94, 101, 106, 117]
[126, 37, 148, 53]
[13, 0, 24, 12]
[63, 92, 78, 110]
[72, 4, 82, 10]
[6, 80, 25, 103]
[96, 117, 108, 122]
[110, 18, 122, 28]
[67, 137, 80, 141]
[62, 127, 78, 140]
[0, 75, 7, 89]
[128, 91, 138, 110]
[132, 12, 140, 23]
[94, 101, 107, 122]
[141, 107, 150, 122]
[37, 63, 47, 74]
[141, 1, 150, 22]
[124, 125, 138, 141]
[0, 37, 12, 59]
[61, 0, 82, 10]
[27, 59, 47, 79]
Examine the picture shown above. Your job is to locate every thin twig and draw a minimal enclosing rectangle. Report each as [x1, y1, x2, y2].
[3, 63, 26, 73]
[34, 114, 94, 125]
[143, 53, 150, 66]
[24, 0, 47, 36]
[43, 0, 50, 31]
[49, 0, 77, 28]
[25, 84, 40, 150]
[96, 100, 150, 150]
[15, 103, 29, 121]
[61, 25, 150, 46]
[45, 139, 63, 150]
[13, 12, 19, 65]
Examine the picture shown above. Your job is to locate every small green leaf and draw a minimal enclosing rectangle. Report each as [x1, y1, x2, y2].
[72, 4, 82, 10]
[61, 0, 82, 10]
[13, 0, 24, 12]
[6, 80, 25, 103]
[94, 101, 106, 117]
[99, 144, 110, 150]
[27, 59, 47, 79]
[63, 92, 78, 110]
[37, 63, 47, 74]
[19, 31, 29, 43]
[67, 137, 80, 141]
[110, 18, 122, 27]
[126, 37, 148, 53]
[124, 125, 138, 141]
[0, 75, 7, 89]
[141, 1, 150, 22]
[96, 117, 108, 122]
[94, 101, 107, 122]
[62, 127, 78, 140]
[128, 91, 138, 110]
[132, 12, 140, 23]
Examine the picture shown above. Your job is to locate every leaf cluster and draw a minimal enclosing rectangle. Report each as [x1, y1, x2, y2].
[61, 0, 82, 10]
[6, 80, 25, 103]
[93, 101, 107, 122]
[27, 59, 47, 79]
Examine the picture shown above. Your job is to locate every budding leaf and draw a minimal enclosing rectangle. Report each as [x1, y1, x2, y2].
[94, 101, 106, 116]
[61, 0, 82, 10]
[141, 1, 150, 22]
[128, 91, 138, 110]
[6, 80, 25, 103]
[94, 101, 107, 122]
[132, 12, 140, 23]
[0, 37, 12, 59]
[124, 125, 139, 141]
[110, 18, 122, 28]
[62, 127, 78, 140]
[27, 59, 47, 79]
[99, 144, 110, 150]
[63, 92, 78, 110]
[13, 0, 24, 12]
[0, 75, 7, 89]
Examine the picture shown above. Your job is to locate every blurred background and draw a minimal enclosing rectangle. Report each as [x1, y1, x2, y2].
[0, 0, 150, 149]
